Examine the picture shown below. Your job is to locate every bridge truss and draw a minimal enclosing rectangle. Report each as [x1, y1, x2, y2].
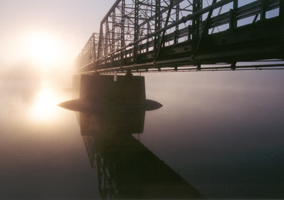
[75, 0, 284, 74]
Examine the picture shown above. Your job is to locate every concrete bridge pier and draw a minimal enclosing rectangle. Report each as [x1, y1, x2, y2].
[60, 72, 161, 116]
[62, 72, 161, 113]
[68, 73, 147, 134]
[78, 73, 146, 107]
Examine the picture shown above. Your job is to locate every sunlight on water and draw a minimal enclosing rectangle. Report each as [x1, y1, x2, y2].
[29, 87, 64, 122]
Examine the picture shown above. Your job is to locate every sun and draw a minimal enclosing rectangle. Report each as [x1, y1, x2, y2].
[30, 35, 56, 61]
[24, 32, 62, 65]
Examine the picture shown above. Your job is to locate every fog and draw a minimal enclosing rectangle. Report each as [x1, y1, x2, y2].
[1, 0, 284, 199]
[0, 0, 116, 89]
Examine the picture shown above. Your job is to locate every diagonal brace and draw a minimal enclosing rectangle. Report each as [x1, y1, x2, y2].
[156, 0, 174, 60]
[194, 0, 217, 55]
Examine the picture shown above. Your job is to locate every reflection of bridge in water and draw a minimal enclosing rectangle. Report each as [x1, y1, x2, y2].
[77, 107, 205, 199]
[75, 0, 284, 74]
[60, 1, 284, 197]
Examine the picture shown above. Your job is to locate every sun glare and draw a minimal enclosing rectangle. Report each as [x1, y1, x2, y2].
[31, 36, 56, 60]
[25, 32, 62, 65]
[30, 88, 61, 121]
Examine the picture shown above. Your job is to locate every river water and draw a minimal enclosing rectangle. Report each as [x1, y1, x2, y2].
[0, 70, 284, 199]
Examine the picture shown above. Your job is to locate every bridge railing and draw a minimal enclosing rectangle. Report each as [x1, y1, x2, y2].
[74, 33, 99, 69]
[75, 0, 283, 74]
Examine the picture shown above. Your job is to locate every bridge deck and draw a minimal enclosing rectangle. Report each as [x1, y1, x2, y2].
[75, 0, 284, 74]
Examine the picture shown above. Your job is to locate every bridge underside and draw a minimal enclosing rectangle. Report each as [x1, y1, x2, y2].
[75, 0, 284, 74]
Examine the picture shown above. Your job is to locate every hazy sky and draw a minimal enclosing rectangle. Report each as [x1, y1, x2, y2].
[0, 0, 114, 83]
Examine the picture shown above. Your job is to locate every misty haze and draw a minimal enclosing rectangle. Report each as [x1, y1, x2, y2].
[1, 0, 284, 199]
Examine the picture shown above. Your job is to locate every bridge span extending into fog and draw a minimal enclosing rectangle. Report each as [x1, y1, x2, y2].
[74, 0, 284, 74]
[59, 2, 284, 198]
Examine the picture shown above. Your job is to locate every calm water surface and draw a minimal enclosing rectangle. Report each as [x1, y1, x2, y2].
[0, 71, 284, 199]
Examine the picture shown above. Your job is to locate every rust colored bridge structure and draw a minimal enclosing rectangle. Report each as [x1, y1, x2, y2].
[74, 0, 284, 74]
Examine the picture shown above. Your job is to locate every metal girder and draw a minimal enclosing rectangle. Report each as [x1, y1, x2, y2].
[156, 0, 174, 60]
[121, 0, 125, 48]
[154, 0, 161, 61]
[75, 0, 284, 73]
[121, 0, 125, 65]
[195, 0, 217, 55]
[111, 9, 116, 52]
[191, 0, 202, 57]
[175, 3, 180, 44]
[139, 0, 185, 28]
[134, 0, 139, 63]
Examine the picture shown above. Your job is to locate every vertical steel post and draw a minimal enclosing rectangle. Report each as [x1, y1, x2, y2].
[154, 0, 161, 61]
[229, 0, 238, 29]
[260, 0, 266, 20]
[134, 0, 139, 63]
[195, 0, 216, 55]
[156, 0, 174, 60]
[93, 33, 97, 60]
[121, 0, 125, 48]
[112, 10, 116, 52]
[147, 21, 150, 52]
[111, 10, 115, 67]
[121, 0, 125, 65]
[192, 0, 202, 56]
[105, 18, 109, 56]
[175, 3, 180, 44]
[233, 0, 238, 28]
[98, 23, 104, 59]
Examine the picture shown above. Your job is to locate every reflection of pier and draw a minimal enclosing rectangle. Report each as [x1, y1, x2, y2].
[59, 74, 204, 198]
[78, 109, 205, 199]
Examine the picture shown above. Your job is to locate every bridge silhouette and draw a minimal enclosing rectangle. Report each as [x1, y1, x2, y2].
[59, 2, 284, 197]
[74, 0, 284, 74]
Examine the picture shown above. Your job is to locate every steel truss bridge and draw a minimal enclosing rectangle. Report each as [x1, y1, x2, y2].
[75, 0, 284, 74]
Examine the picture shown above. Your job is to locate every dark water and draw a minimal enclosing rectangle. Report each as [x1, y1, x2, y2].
[0, 71, 284, 199]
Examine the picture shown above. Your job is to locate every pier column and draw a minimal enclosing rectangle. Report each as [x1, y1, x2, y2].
[79, 74, 146, 107]
[78, 74, 146, 134]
